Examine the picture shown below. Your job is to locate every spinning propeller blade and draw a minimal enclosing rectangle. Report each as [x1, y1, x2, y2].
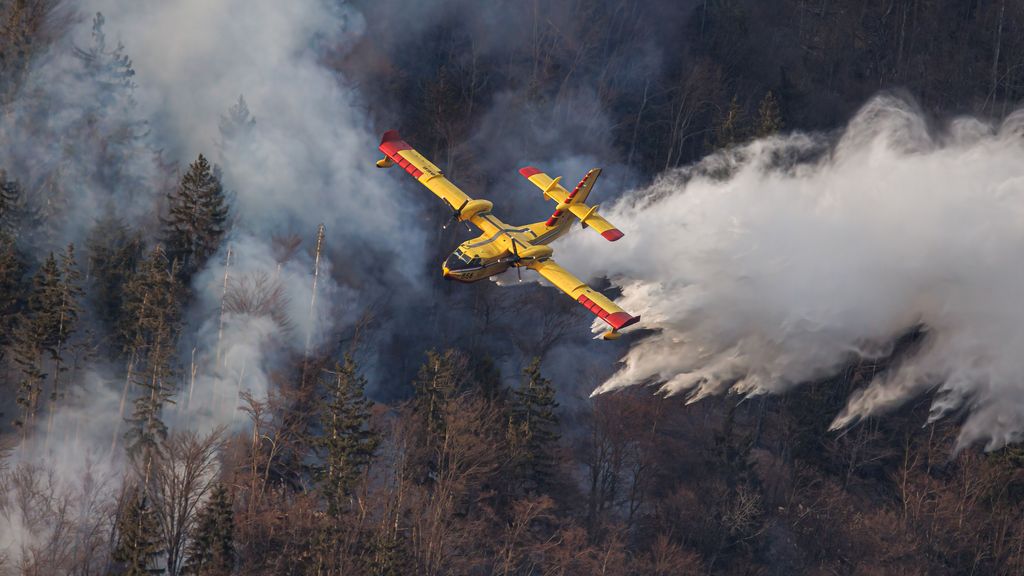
[442, 199, 470, 230]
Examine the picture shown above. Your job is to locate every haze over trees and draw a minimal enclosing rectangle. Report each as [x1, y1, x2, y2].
[1, 1, 1023, 575]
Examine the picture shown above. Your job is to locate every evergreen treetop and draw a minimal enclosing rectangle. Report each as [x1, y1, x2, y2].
[122, 245, 181, 466]
[163, 154, 229, 282]
[185, 483, 235, 576]
[315, 355, 380, 515]
[86, 213, 143, 351]
[509, 357, 561, 494]
[219, 95, 256, 146]
[412, 349, 468, 444]
[112, 488, 162, 576]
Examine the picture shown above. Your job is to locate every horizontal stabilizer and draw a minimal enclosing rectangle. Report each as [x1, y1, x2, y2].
[519, 166, 624, 241]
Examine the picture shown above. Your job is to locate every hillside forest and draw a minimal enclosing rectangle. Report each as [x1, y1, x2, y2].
[2, 1, 1024, 575]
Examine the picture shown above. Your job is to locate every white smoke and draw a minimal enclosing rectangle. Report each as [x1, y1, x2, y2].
[73, 0, 426, 425]
[2, 1, 420, 567]
[561, 95, 1024, 451]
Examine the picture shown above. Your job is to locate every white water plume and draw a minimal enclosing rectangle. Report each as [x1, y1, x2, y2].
[561, 95, 1024, 451]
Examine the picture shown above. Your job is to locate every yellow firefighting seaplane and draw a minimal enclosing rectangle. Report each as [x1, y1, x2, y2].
[376, 130, 639, 340]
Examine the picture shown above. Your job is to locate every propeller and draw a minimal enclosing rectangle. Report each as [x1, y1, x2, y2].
[511, 241, 523, 282]
[442, 199, 472, 232]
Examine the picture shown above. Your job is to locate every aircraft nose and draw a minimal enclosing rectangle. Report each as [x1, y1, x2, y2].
[442, 265, 451, 278]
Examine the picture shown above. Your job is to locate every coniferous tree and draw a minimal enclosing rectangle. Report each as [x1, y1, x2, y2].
[163, 154, 228, 283]
[74, 12, 148, 184]
[46, 244, 83, 415]
[756, 90, 784, 137]
[54, 244, 82, 348]
[509, 358, 561, 493]
[0, 1, 56, 105]
[218, 95, 256, 152]
[75, 12, 137, 108]
[11, 253, 63, 432]
[315, 355, 380, 515]
[185, 483, 235, 576]
[122, 245, 180, 469]
[368, 533, 413, 576]
[411, 349, 467, 450]
[11, 314, 44, 432]
[112, 488, 162, 576]
[0, 230, 27, 358]
[714, 95, 749, 150]
[0, 172, 24, 235]
[20, 12, 149, 244]
[86, 213, 143, 349]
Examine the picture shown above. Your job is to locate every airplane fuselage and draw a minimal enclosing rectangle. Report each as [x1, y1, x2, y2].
[441, 211, 567, 282]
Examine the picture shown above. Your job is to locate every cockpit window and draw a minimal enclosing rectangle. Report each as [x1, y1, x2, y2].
[446, 250, 482, 270]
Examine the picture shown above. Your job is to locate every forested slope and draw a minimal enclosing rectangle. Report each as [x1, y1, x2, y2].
[1, 1, 1024, 574]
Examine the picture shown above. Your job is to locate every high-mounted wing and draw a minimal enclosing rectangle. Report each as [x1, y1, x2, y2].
[519, 166, 624, 242]
[378, 130, 499, 234]
[527, 258, 639, 338]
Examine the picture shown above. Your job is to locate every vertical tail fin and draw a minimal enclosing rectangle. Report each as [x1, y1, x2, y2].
[519, 166, 624, 241]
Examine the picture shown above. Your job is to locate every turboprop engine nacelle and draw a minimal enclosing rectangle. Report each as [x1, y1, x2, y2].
[458, 199, 493, 221]
[516, 244, 553, 261]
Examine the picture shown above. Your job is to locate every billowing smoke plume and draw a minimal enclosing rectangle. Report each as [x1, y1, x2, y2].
[561, 96, 1024, 450]
[2, 0, 424, 565]
[68, 0, 427, 426]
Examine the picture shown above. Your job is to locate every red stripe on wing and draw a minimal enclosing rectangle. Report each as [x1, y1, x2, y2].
[601, 229, 624, 242]
[379, 131, 422, 178]
[519, 166, 541, 178]
[577, 295, 639, 330]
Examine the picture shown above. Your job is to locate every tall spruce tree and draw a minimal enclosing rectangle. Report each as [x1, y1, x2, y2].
[122, 245, 180, 469]
[0, 230, 27, 360]
[509, 358, 561, 493]
[11, 253, 64, 432]
[75, 12, 149, 190]
[163, 154, 228, 283]
[46, 244, 83, 417]
[315, 356, 380, 515]
[411, 349, 467, 449]
[86, 213, 143, 349]
[0, 1, 54, 105]
[11, 313, 44, 432]
[0, 172, 24, 235]
[218, 95, 256, 155]
[185, 483, 235, 576]
[75, 12, 137, 111]
[112, 488, 162, 576]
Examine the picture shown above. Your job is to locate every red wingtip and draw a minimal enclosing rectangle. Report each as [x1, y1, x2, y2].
[379, 130, 412, 156]
[605, 312, 640, 331]
[519, 166, 541, 179]
[601, 229, 625, 242]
